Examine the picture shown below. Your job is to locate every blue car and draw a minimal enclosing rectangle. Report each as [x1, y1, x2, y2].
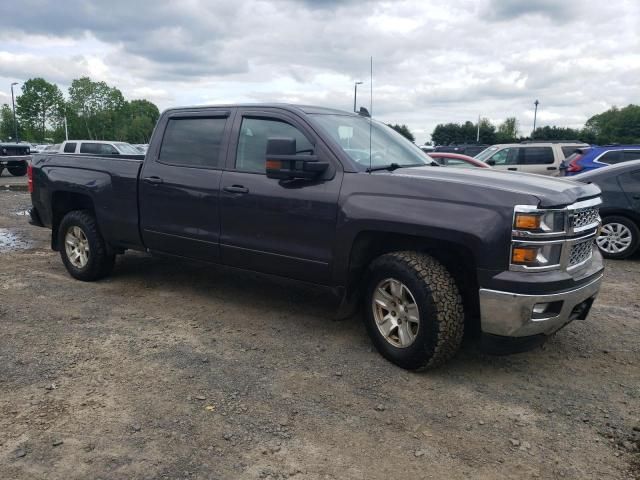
[563, 145, 640, 176]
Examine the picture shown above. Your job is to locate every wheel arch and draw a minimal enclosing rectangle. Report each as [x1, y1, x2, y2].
[344, 230, 481, 336]
[50, 191, 96, 251]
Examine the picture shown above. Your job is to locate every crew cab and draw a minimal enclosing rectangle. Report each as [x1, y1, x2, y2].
[28, 104, 604, 369]
[0, 141, 30, 176]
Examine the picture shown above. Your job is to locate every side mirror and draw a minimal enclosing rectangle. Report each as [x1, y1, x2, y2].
[486, 159, 496, 166]
[265, 137, 329, 180]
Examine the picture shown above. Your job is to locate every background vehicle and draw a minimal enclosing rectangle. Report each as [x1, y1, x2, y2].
[58, 140, 142, 155]
[562, 145, 640, 176]
[418, 145, 434, 153]
[474, 141, 588, 176]
[29, 104, 603, 370]
[574, 160, 640, 259]
[134, 144, 149, 154]
[428, 152, 490, 168]
[434, 143, 489, 157]
[0, 141, 30, 176]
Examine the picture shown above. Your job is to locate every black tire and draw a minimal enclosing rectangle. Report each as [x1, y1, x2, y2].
[0, 166, 4, 177]
[58, 210, 115, 281]
[364, 251, 464, 370]
[596, 216, 640, 259]
[7, 162, 27, 176]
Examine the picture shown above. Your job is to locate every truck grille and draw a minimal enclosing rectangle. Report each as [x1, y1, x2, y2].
[1, 146, 29, 156]
[569, 240, 593, 267]
[571, 206, 600, 231]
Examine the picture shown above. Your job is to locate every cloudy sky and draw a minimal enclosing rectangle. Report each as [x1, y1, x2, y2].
[0, 0, 638, 143]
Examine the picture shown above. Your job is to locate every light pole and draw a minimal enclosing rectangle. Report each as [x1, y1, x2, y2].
[353, 81, 363, 113]
[532, 99, 539, 138]
[10, 82, 18, 142]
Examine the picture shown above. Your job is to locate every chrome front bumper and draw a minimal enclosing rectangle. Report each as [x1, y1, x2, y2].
[479, 273, 603, 337]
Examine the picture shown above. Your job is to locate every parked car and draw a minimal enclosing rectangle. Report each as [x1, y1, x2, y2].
[573, 160, 640, 259]
[434, 144, 489, 157]
[58, 140, 142, 155]
[418, 145, 434, 153]
[562, 145, 640, 176]
[475, 141, 588, 176]
[134, 144, 149, 154]
[29, 104, 604, 370]
[428, 152, 490, 169]
[0, 141, 30, 176]
[39, 144, 60, 153]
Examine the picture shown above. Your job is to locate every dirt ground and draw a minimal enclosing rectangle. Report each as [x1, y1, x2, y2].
[1, 190, 639, 480]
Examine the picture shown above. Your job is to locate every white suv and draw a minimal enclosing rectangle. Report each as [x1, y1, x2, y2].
[475, 141, 588, 176]
[58, 140, 142, 155]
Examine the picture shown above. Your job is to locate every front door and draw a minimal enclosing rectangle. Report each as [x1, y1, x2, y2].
[139, 109, 233, 261]
[219, 109, 342, 284]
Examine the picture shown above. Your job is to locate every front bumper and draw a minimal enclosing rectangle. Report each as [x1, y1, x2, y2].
[479, 273, 603, 337]
[0, 155, 30, 165]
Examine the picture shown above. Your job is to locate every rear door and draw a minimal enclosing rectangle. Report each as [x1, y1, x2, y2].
[218, 108, 342, 284]
[619, 169, 640, 211]
[518, 146, 558, 175]
[139, 108, 234, 261]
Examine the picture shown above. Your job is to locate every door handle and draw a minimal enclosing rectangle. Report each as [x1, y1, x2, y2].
[143, 176, 163, 185]
[223, 185, 249, 194]
[547, 166, 557, 170]
[507, 167, 517, 171]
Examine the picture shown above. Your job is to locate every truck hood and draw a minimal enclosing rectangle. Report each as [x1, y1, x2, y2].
[388, 166, 601, 208]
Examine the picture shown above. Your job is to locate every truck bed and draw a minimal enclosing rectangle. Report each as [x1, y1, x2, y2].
[30, 153, 146, 250]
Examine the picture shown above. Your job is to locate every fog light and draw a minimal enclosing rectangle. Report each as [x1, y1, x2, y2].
[512, 247, 538, 264]
[532, 303, 549, 314]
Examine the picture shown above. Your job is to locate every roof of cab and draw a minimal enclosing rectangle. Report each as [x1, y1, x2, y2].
[161, 103, 357, 117]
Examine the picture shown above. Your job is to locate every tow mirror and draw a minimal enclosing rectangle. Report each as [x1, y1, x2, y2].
[265, 137, 329, 180]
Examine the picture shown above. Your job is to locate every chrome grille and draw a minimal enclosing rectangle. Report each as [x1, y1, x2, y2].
[569, 240, 593, 267]
[571, 206, 599, 230]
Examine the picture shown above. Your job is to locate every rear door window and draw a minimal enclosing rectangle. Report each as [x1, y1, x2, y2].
[63, 142, 77, 153]
[80, 143, 99, 154]
[520, 147, 554, 165]
[489, 147, 518, 165]
[623, 150, 640, 162]
[599, 151, 623, 164]
[158, 117, 228, 168]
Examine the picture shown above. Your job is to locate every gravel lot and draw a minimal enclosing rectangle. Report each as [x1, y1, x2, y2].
[1, 190, 639, 480]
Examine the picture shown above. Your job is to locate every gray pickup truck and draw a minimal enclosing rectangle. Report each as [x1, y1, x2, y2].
[28, 104, 604, 369]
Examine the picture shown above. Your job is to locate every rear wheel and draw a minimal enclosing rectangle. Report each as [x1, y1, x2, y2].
[59, 210, 115, 281]
[364, 251, 464, 370]
[7, 162, 27, 176]
[0, 166, 4, 176]
[596, 216, 639, 259]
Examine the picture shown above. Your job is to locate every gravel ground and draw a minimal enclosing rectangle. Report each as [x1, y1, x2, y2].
[1, 190, 639, 480]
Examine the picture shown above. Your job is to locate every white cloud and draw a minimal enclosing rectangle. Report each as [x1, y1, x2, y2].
[0, 0, 638, 142]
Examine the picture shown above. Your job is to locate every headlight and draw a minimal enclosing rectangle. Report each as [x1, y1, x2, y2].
[513, 209, 566, 235]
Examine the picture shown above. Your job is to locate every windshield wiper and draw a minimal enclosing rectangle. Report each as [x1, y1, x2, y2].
[366, 163, 426, 172]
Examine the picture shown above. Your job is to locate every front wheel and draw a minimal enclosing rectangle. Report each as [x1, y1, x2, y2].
[7, 162, 27, 176]
[59, 210, 115, 281]
[364, 251, 464, 370]
[596, 216, 639, 259]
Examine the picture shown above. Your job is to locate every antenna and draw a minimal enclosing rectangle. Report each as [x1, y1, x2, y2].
[369, 56, 373, 172]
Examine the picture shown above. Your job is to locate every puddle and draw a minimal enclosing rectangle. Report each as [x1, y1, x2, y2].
[0, 228, 32, 252]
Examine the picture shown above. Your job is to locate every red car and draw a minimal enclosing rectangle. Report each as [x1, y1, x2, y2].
[428, 152, 491, 169]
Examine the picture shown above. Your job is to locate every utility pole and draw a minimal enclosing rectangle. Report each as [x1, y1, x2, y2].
[10, 82, 18, 142]
[353, 81, 363, 113]
[532, 99, 539, 137]
[64, 116, 69, 141]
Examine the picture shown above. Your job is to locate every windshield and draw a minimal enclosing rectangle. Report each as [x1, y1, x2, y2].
[310, 114, 430, 169]
[115, 142, 142, 154]
[474, 146, 499, 161]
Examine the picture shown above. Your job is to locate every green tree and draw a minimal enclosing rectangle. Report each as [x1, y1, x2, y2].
[532, 125, 581, 141]
[0, 104, 19, 141]
[15, 78, 64, 142]
[584, 105, 640, 144]
[496, 117, 519, 143]
[387, 123, 415, 142]
[68, 77, 127, 140]
[125, 99, 160, 143]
